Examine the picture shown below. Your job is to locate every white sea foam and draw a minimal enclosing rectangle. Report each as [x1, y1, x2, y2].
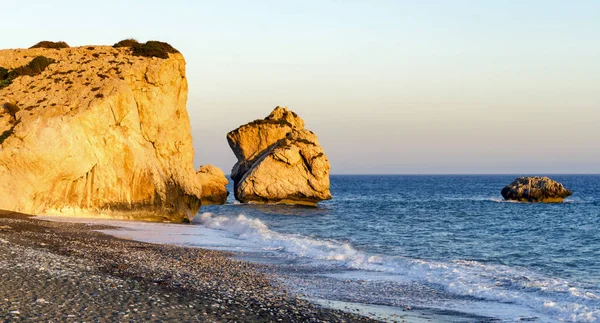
[193, 212, 600, 322]
[36, 214, 600, 322]
[193, 213, 360, 261]
[490, 197, 523, 203]
[490, 197, 584, 204]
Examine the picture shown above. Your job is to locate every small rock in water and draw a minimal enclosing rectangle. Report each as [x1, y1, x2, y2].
[501, 176, 572, 203]
[9, 310, 20, 315]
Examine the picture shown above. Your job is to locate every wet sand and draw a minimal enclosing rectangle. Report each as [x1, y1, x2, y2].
[0, 211, 381, 322]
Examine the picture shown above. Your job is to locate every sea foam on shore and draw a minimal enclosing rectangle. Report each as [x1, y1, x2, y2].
[1, 212, 377, 322]
[37, 212, 600, 322]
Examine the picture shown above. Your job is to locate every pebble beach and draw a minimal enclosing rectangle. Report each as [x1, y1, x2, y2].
[0, 211, 380, 322]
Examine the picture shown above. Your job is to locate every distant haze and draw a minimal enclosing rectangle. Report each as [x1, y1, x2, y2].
[4, 1, 599, 174]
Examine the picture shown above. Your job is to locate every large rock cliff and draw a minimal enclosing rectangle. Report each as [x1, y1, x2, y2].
[227, 107, 331, 205]
[0, 43, 209, 222]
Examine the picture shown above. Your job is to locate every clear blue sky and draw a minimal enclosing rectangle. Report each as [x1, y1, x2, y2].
[4, 1, 599, 174]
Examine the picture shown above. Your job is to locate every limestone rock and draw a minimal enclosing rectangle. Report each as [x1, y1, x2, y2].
[0, 44, 203, 222]
[227, 107, 331, 205]
[196, 165, 228, 205]
[227, 106, 304, 183]
[501, 176, 572, 203]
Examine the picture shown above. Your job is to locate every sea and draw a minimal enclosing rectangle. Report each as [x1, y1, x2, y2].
[93, 175, 600, 322]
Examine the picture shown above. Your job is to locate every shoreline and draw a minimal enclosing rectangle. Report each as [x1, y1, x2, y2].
[0, 211, 380, 322]
[27, 213, 503, 323]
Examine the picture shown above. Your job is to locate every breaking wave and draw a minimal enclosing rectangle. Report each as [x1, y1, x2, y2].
[193, 212, 600, 322]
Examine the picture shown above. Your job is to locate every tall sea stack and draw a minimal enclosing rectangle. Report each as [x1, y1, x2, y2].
[227, 106, 331, 206]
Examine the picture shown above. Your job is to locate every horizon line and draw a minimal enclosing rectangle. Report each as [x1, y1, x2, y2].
[224, 173, 600, 176]
[328, 173, 600, 176]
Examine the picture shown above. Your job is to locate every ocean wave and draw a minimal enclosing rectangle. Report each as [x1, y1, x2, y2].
[490, 198, 586, 204]
[193, 212, 600, 322]
[490, 198, 522, 203]
[194, 212, 359, 261]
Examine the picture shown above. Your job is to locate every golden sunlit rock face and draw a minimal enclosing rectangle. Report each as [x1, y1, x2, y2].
[196, 165, 229, 205]
[0, 45, 205, 222]
[227, 106, 331, 206]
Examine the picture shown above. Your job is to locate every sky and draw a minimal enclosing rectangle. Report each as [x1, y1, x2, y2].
[3, 1, 599, 174]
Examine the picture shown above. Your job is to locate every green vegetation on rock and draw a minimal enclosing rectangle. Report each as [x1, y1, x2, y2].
[113, 39, 179, 59]
[30, 41, 69, 49]
[0, 56, 56, 89]
[0, 68, 10, 88]
[10, 56, 56, 77]
[113, 39, 140, 48]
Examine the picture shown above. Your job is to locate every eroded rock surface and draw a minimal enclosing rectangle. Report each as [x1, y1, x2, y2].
[227, 107, 331, 205]
[227, 107, 304, 183]
[196, 165, 228, 205]
[0, 45, 203, 222]
[501, 176, 572, 203]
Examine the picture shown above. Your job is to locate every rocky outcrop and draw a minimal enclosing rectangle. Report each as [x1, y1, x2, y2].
[227, 107, 331, 205]
[0, 44, 205, 222]
[196, 165, 228, 205]
[227, 106, 305, 182]
[501, 176, 572, 203]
